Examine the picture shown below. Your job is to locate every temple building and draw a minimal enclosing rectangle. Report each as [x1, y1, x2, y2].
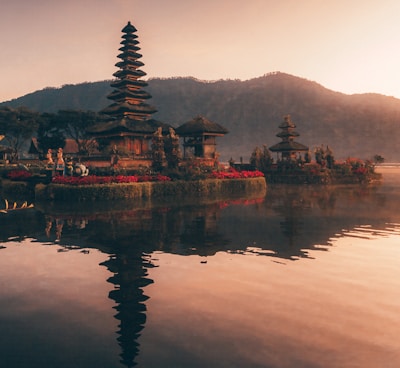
[269, 115, 308, 160]
[88, 22, 169, 166]
[175, 115, 228, 164]
[0, 134, 12, 162]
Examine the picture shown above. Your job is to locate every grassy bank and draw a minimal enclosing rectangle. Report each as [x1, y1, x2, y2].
[34, 177, 267, 202]
[1, 179, 35, 201]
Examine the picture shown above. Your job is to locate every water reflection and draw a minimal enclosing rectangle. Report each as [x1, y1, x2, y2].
[33, 198, 262, 367]
[1, 171, 400, 367]
[101, 253, 154, 367]
[28, 185, 389, 258]
[0, 208, 44, 242]
[2, 184, 393, 259]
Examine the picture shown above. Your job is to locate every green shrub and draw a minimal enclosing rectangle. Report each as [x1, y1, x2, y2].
[1, 179, 33, 199]
[40, 177, 267, 202]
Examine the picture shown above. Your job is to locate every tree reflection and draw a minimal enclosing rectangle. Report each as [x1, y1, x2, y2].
[0, 208, 45, 242]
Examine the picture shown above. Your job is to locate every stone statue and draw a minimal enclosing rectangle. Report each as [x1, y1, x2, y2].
[56, 148, 65, 174]
[46, 149, 54, 166]
[169, 127, 177, 139]
[56, 148, 64, 166]
[154, 127, 163, 137]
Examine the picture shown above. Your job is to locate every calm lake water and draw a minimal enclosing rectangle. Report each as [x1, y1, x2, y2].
[1, 167, 400, 368]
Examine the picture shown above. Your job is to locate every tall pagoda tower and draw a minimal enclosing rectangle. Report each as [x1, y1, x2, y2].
[269, 115, 308, 160]
[89, 22, 168, 159]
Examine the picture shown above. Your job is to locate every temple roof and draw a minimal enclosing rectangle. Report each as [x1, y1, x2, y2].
[100, 101, 157, 116]
[28, 138, 96, 155]
[107, 89, 152, 101]
[89, 21, 165, 138]
[276, 131, 300, 138]
[269, 141, 309, 152]
[175, 116, 228, 136]
[110, 78, 148, 89]
[119, 43, 140, 51]
[279, 115, 297, 128]
[117, 51, 142, 59]
[269, 114, 308, 152]
[115, 60, 144, 68]
[88, 117, 170, 135]
[113, 69, 147, 79]
[122, 21, 137, 33]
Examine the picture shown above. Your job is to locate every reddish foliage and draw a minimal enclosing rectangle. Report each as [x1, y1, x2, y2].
[353, 167, 368, 175]
[7, 170, 33, 181]
[52, 174, 171, 185]
[209, 168, 264, 179]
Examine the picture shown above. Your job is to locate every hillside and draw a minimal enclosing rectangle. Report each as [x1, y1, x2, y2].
[2, 72, 400, 161]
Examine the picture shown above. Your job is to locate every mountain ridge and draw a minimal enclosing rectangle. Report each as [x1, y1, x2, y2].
[2, 72, 400, 161]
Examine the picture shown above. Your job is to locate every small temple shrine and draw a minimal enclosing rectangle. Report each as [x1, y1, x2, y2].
[88, 22, 170, 166]
[269, 115, 308, 161]
[175, 115, 228, 163]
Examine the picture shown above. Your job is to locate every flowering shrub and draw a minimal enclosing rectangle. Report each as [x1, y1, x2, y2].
[353, 167, 368, 175]
[7, 170, 33, 181]
[345, 157, 364, 167]
[137, 174, 171, 182]
[209, 168, 264, 179]
[50, 169, 263, 186]
[52, 174, 171, 185]
[303, 163, 323, 176]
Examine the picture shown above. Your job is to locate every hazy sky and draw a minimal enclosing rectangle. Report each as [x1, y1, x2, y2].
[2, 0, 400, 102]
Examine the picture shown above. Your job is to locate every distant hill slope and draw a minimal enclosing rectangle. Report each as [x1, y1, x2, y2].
[1, 81, 112, 113]
[2, 72, 400, 161]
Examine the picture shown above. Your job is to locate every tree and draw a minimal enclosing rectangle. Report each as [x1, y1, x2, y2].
[250, 146, 263, 169]
[250, 145, 273, 171]
[0, 107, 40, 162]
[373, 154, 385, 164]
[151, 127, 166, 172]
[164, 128, 182, 169]
[55, 110, 99, 155]
[37, 112, 66, 155]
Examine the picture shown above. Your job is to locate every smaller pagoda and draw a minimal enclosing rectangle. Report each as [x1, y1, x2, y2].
[269, 115, 308, 161]
[175, 116, 228, 163]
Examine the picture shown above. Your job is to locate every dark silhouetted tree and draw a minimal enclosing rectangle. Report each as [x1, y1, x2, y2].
[164, 128, 182, 169]
[37, 112, 66, 155]
[55, 109, 99, 155]
[0, 107, 40, 162]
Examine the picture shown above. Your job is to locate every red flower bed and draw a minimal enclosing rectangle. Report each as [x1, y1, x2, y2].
[353, 167, 368, 175]
[7, 170, 33, 181]
[52, 174, 171, 185]
[209, 168, 264, 179]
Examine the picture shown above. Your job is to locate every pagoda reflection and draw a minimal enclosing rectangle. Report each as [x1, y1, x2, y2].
[9, 184, 392, 366]
[101, 252, 154, 367]
[35, 198, 256, 367]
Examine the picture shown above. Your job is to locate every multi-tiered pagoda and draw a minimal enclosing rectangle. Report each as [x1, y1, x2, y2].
[89, 22, 169, 162]
[269, 115, 308, 160]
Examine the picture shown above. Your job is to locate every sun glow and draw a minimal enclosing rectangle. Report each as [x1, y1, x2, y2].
[1, 0, 400, 101]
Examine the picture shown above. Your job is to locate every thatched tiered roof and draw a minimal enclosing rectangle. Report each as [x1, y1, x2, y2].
[89, 21, 167, 137]
[269, 141, 309, 152]
[176, 115, 228, 136]
[269, 115, 308, 154]
[89, 117, 170, 136]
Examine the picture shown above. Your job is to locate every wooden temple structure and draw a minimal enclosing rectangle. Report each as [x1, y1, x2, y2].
[175, 116, 228, 163]
[88, 22, 170, 167]
[269, 115, 308, 161]
[0, 135, 12, 163]
[86, 22, 227, 168]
